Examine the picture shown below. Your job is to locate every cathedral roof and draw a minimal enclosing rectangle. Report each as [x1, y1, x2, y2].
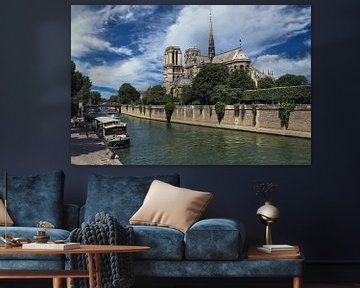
[175, 77, 192, 87]
[212, 48, 250, 64]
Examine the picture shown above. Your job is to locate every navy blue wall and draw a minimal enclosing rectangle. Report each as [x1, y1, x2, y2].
[0, 0, 359, 264]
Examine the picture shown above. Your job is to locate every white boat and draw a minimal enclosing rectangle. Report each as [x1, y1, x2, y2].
[93, 116, 130, 148]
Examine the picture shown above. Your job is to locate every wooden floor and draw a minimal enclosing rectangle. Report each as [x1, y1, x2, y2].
[1, 279, 360, 288]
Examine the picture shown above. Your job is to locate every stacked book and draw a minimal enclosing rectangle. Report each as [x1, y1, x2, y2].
[22, 242, 80, 250]
[256, 244, 299, 255]
[247, 244, 300, 260]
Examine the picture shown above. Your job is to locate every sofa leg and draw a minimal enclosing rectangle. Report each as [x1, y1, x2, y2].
[67, 277, 72, 288]
[293, 276, 302, 288]
[53, 278, 62, 288]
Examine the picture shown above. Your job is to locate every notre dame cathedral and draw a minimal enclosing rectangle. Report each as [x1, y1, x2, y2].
[163, 12, 270, 97]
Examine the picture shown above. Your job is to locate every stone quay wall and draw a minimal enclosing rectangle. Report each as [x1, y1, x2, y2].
[121, 104, 311, 139]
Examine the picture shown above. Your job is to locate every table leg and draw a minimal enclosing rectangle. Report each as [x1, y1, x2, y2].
[293, 276, 302, 288]
[95, 253, 102, 288]
[66, 277, 72, 288]
[88, 253, 95, 288]
[52, 278, 62, 288]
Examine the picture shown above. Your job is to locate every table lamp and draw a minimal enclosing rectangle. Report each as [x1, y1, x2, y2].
[256, 201, 280, 245]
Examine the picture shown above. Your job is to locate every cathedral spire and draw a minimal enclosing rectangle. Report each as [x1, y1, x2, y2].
[208, 8, 215, 63]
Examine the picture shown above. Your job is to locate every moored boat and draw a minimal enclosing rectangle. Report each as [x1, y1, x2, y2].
[94, 116, 130, 148]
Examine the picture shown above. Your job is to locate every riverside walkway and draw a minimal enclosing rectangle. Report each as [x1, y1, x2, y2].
[70, 130, 122, 165]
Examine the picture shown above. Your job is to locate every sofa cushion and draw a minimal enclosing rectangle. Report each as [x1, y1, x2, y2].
[0, 227, 70, 261]
[84, 174, 180, 225]
[0, 171, 64, 227]
[130, 180, 213, 233]
[130, 225, 184, 260]
[184, 218, 245, 260]
[0, 199, 14, 226]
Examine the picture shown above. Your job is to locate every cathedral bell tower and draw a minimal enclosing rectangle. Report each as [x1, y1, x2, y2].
[163, 46, 184, 95]
[208, 9, 215, 63]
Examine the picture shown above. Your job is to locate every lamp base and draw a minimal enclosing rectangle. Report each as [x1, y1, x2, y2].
[265, 223, 272, 245]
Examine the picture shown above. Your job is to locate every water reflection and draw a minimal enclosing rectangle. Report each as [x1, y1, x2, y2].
[115, 115, 311, 165]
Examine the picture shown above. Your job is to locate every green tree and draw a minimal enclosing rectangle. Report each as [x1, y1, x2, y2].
[109, 95, 118, 103]
[226, 69, 256, 90]
[71, 61, 92, 116]
[214, 101, 226, 124]
[179, 85, 193, 105]
[165, 101, 176, 123]
[89, 91, 101, 105]
[118, 83, 140, 104]
[142, 85, 172, 105]
[275, 74, 308, 87]
[257, 76, 275, 89]
[191, 63, 229, 105]
[211, 85, 242, 104]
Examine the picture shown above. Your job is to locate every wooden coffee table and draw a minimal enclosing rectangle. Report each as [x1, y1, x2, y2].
[0, 244, 150, 288]
[247, 245, 303, 288]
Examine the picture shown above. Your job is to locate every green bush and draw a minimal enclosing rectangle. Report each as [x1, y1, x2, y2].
[165, 102, 176, 123]
[251, 104, 257, 126]
[243, 85, 311, 104]
[278, 102, 296, 129]
[215, 101, 226, 124]
[234, 103, 240, 117]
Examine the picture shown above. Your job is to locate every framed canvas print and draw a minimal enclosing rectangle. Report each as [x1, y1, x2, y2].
[71, 5, 311, 165]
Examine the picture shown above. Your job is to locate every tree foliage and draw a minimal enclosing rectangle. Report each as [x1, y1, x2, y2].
[211, 85, 242, 104]
[214, 101, 226, 124]
[275, 74, 308, 87]
[89, 91, 102, 105]
[179, 85, 193, 105]
[243, 85, 311, 104]
[257, 76, 275, 89]
[118, 83, 140, 104]
[142, 85, 173, 105]
[191, 63, 229, 105]
[165, 101, 176, 123]
[226, 69, 256, 90]
[71, 61, 92, 116]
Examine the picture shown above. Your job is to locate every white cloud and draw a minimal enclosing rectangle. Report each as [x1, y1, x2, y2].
[253, 53, 311, 80]
[163, 5, 311, 57]
[71, 5, 135, 57]
[72, 5, 311, 91]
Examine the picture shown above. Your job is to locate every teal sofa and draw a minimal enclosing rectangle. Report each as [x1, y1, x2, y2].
[0, 171, 78, 270]
[81, 173, 304, 283]
[0, 171, 303, 287]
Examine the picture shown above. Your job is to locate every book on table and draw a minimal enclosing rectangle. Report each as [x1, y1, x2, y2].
[22, 242, 80, 250]
[256, 244, 299, 254]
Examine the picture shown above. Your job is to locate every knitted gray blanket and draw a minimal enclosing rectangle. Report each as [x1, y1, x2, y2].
[68, 212, 134, 288]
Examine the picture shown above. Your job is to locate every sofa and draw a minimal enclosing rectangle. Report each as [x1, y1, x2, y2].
[0, 171, 78, 270]
[0, 171, 304, 287]
[80, 173, 304, 283]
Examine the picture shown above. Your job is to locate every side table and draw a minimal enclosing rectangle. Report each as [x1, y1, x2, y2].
[247, 245, 303, 288]
[0, 244, 150, 288]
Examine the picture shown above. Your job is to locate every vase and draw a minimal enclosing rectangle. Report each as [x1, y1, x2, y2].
[33, 230, 50, 243]
[256, 201, 280, 245]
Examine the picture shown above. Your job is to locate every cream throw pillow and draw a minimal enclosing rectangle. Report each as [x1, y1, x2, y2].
[130, 180, 213, 233]
[0, 199, 14, 226]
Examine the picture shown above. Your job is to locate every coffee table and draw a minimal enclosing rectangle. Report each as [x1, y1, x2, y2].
[247, 245, 303, 288]
[0, 244, 150, 288]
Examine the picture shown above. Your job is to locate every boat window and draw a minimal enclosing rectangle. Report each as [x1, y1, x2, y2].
[104, 127, 126, 136]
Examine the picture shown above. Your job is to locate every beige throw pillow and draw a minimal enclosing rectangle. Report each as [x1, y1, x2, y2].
[0, 199, 14, 226]
[130, 180, 213, 233]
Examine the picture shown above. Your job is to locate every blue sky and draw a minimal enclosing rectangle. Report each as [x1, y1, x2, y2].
[71, 5, 311, 98]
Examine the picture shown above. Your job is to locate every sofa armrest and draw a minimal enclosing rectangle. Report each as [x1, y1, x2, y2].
[184, 218, 245, 260]
[63, 204, 80, 231]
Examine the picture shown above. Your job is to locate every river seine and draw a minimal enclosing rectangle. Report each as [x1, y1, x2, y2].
[115, 114, 311, 165]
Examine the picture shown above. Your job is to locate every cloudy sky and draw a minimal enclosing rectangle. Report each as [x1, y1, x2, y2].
[71, 5, 311, 98]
